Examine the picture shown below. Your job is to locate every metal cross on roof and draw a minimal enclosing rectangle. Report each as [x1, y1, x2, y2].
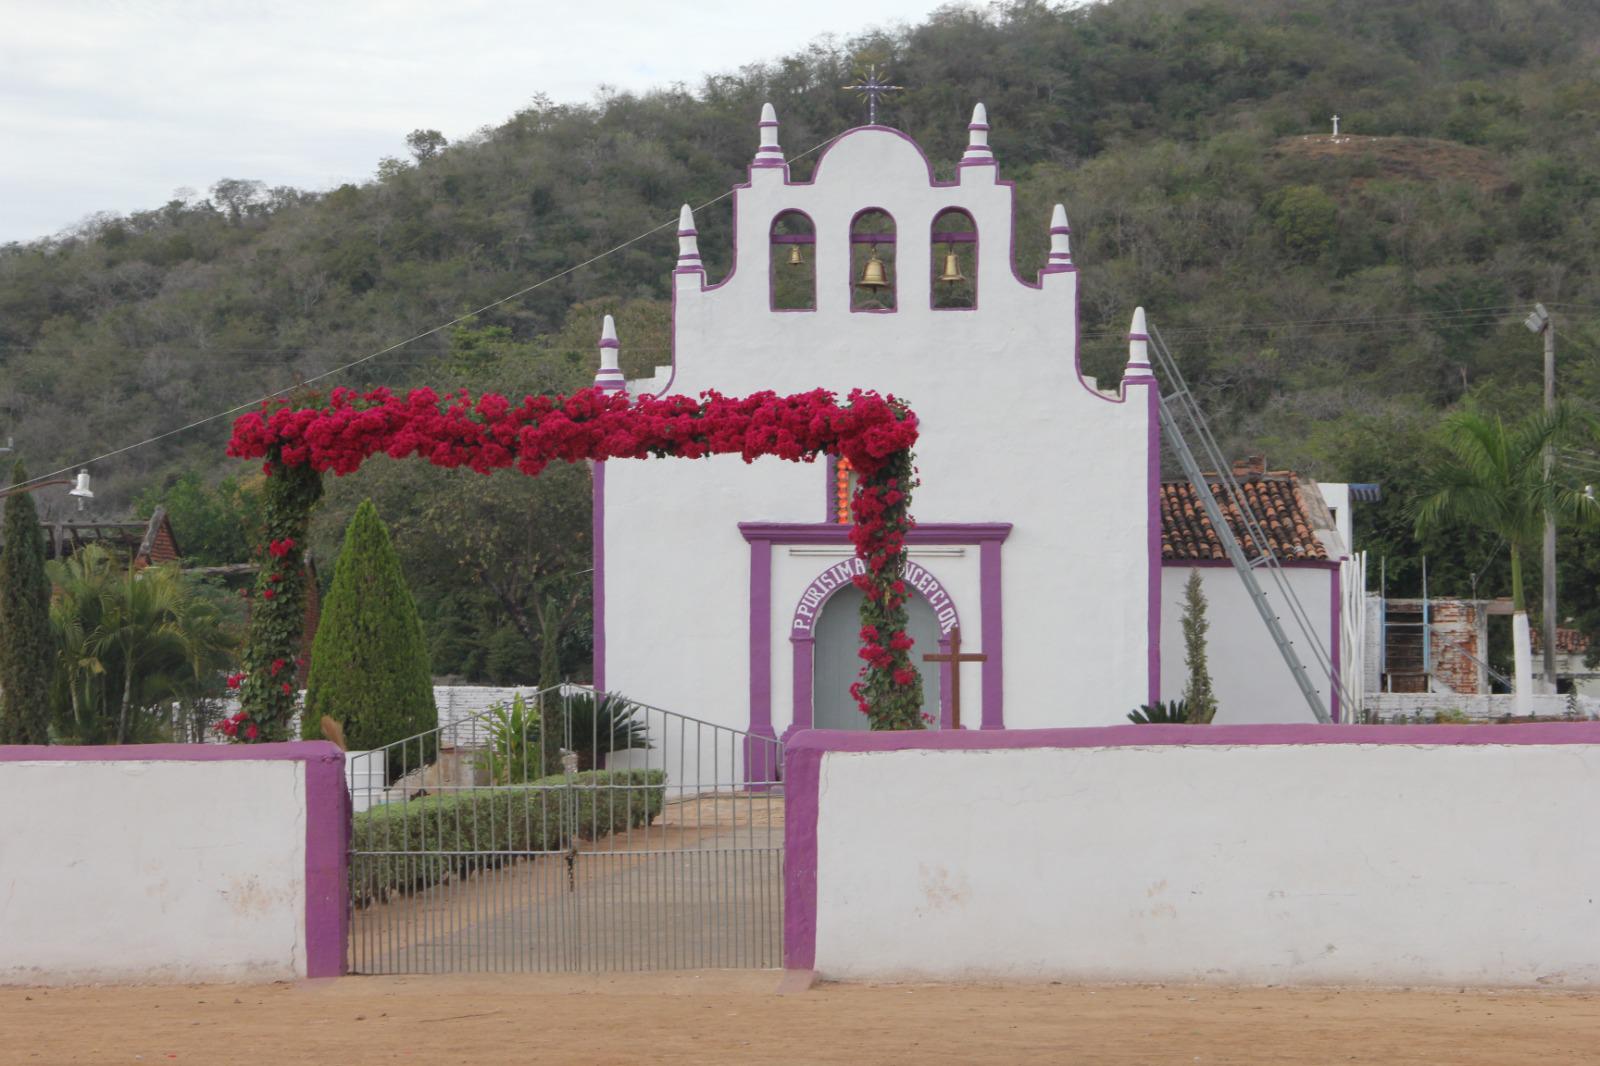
[842, 65, 904, 125]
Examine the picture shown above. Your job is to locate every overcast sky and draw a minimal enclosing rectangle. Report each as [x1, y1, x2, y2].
[0, 0, 954, 245]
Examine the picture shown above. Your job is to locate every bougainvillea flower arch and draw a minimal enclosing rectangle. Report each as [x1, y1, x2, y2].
[226, 383, 923, 739]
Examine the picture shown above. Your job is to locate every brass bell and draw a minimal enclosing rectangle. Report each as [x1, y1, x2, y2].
[937, 246, 966, 285]
[787, 243, 805, 267]
[858, 245, 890, 290]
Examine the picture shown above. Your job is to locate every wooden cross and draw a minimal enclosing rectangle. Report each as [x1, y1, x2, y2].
[923, 625, 986, 729]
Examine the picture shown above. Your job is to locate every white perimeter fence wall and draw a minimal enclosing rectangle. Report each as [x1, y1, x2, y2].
[0, 742, 348, 985]
[785, 724, 1600, 987]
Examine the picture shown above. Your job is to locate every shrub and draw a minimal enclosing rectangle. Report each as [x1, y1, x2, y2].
[303, 499, 437, 755]
[0, 461, 53, 744]
[1127, 699, 1192, 724]
[478, 693, 542, 785]
[349, 769, 666, 903]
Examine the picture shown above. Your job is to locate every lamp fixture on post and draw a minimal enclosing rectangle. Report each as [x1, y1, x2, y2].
[69, 469, 93, 511]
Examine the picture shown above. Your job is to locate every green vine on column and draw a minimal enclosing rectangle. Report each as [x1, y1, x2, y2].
[234, 455, 323, 740]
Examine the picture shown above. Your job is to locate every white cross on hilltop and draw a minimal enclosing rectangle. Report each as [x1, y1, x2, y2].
[1331, 114, 1341, 137]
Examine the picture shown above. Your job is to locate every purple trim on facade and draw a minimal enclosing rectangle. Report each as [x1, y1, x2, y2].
[598, 338, 620, 349]
[744, 537, 779, 782]
[1049, 225, 1071, 235]
[0, 741, 350, 979]
[1330, 564, 1343, 724]
[849, 233, 898, 244]
[676, 228, 698, 237]
[967, 122, 991, 131]
[740, 523, 1009, 739]
[785, 556, 961, 733]
[750, 160, 789, 171]
[740, 522, 1013, 545]
[1126, 332, 1149, 341]
[592, 462, 606, 692]
[770, 209, 818, 312]
[1145, 386, 1162, 705]
[1040, 263, 1077, 274]
[302, 748, 349, 978]
[956, 158, 997, 168]
[849, 207, 897, 313]
[979, 539, 1004, 729]
[782, 740, 822, 972]
[779, 719, 1600, 971]
[931, 208, 978, 312]
[672, 266, 704, 276]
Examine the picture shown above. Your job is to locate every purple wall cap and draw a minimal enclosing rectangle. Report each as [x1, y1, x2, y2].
[0, 740, 350, 979]
[787, 720, 1600, 754]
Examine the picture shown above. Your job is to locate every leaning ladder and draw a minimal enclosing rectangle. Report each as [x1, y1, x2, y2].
[1148, 322, 1340, 724]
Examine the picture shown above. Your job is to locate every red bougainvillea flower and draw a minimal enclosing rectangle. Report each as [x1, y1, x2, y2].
[280, 682, 292, 695]
[267, 538, 296, 558]
[262, 588, 276, 599]
[245, 723, 259, 740]
[225, 672, 245, 689]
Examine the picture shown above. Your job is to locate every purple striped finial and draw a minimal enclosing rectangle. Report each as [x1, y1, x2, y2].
[1125, 306, 1154, 382]
[1043, 203, 1074, 274]
[675, 203, 703, 275]
[593, 314, 626, 392]
[753, 102, 786, 169]
[959, 103, 996, 168]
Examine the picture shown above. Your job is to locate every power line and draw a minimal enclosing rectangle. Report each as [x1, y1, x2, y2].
[11, 132, 846, 493]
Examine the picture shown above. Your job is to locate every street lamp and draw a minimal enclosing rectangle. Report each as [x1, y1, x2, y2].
[0, 468, 94, 511]
[1524, 303, 1556, 694]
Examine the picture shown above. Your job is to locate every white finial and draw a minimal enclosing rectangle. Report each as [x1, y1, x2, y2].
[754, 103, 785, 169]
[593, 314, 625, 391]
[1044, 204, 1073, 273]
[1126, 307, 1153, 380]
[960, 102, 995, 168]
[675, 203, 702, 274]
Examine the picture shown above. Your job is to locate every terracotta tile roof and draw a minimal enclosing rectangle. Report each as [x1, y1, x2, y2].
[1161, 475, 1329, 562]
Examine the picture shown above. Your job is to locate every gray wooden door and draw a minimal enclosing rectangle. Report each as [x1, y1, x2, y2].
[813, 585, 942, 730]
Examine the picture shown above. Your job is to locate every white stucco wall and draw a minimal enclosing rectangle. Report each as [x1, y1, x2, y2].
[0, 759, 311, 984]
[809, 739, 1600, 986]
[1160, 565, 1336, 723]
[604, 121, 1155, 741]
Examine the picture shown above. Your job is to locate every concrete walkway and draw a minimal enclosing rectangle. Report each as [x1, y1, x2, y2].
[350, 792, 784, 973]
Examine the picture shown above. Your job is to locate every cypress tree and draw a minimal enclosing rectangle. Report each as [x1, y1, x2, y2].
[0, 462, 54, 744]
[303, 499, 436, 752]
[1181, 569, 1218, 725]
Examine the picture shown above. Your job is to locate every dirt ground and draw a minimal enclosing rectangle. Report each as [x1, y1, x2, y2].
[4, 973, 1598, 1065]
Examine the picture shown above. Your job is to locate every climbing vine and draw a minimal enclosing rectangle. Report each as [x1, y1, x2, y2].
[227, 384, 925, 732]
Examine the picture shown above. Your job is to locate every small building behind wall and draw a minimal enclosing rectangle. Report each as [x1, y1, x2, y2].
[1159, 462, 1349, 723]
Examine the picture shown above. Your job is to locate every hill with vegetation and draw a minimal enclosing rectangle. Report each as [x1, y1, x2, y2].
[5, 0, 1600, 681]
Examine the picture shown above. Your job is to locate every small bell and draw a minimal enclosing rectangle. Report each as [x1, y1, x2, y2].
[937, 246, 967, 285]
[787, 244, 805, 267]
[858, 245, 890, 290]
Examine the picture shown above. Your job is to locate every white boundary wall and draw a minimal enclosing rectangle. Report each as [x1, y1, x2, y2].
[788, 726, 1600, 987]
[0, 743, 347, 985]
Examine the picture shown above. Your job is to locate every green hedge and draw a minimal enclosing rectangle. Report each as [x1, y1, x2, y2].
[349, 769, 666, 904]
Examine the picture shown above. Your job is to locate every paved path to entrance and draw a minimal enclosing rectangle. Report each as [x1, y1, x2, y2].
[7, 973, 1597, 1065]
[350, 791, 784, 973]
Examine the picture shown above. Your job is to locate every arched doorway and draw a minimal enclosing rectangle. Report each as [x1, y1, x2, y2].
[813, 584, 943, 730]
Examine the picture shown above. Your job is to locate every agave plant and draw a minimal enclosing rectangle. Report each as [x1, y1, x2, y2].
[1126, 699, 1192, 725]
[561, 690, 650, 772]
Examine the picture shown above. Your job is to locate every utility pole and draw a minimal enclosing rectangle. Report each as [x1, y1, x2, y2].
[1526, 303, 1557, 692]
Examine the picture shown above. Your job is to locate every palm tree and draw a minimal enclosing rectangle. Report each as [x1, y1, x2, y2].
[1413, 408, 1596, 707]
[49, 545, 236, 743]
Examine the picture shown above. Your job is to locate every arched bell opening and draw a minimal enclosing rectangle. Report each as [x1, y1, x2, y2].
[931, 208, 977, 310]
[769, 210, 816, 311]
[849, 208, 897, 313]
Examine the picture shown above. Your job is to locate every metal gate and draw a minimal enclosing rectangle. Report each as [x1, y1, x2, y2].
[346, 688, 784, 973]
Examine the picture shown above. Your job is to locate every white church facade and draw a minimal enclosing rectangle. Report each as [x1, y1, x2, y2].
[591, 105, 1350, 765]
